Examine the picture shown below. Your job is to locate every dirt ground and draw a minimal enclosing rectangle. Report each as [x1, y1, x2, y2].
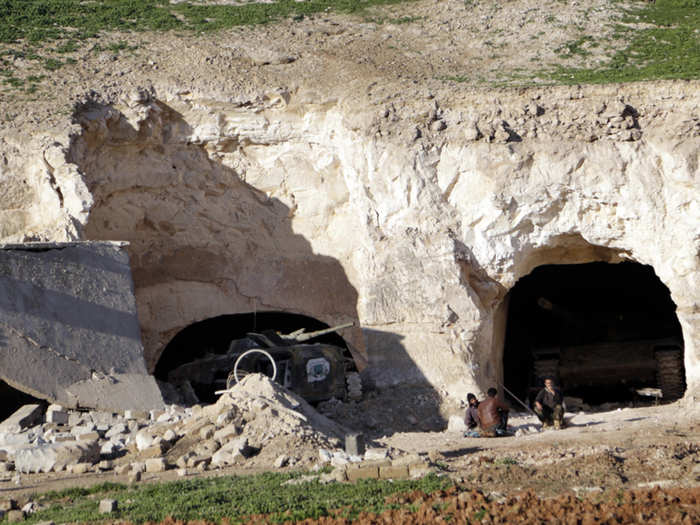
[2, 399, 697, 502]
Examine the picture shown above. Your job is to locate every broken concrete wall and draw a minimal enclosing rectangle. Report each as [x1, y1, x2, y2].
[0, 242, 164, 411]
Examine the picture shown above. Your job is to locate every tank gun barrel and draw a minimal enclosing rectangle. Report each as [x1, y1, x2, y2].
[280, 322, 355, 342]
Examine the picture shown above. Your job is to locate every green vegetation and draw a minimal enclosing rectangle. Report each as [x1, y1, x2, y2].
[20, 472, 452, 524]
[0, 0, 415, 92]
[0, 0, 414, 45]
[551, 0, 700, 83]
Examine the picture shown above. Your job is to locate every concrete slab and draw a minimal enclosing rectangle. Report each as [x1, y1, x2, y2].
[0, 405, 44, 433]
[0, 242, 164, 412]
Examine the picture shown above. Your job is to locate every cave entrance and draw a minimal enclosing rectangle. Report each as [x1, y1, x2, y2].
[154, 312, 351, 404]
[0, 379, 47, 422]
[502, 262, 685, 407]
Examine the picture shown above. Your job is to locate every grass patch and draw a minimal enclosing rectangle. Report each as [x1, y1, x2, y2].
[23, 472, 452, 524]
[550, 0, 700, 83]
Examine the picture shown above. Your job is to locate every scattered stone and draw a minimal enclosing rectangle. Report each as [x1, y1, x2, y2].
[0, 405, 44, 433]
[97, 460, 114, 471]
[98, 499, 118, 514]
[211, 437, 248, 467]
[213, 424, 239, 443]
[15, 441, 99, 473]
[177, 468, 188, 477]
[70, 463, 91, 474]
[318, 449, 332, 463]
[145, 458, 168, 473]
[199, 425, 215, 440]
[364, 448, 389, 461]
[274, 455, 289, 468]
[21, 502, 37, 515]
[45, 410, 69, 426]
[135, 432, 155, 451]
[163, 429, 177, 442]
[6, 510, 24, 523]
[105, 423, 127, 438]
[128, 471, 142, 483]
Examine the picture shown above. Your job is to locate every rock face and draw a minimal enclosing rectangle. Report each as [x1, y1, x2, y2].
[0, 82, 698, 402]
[0, 242, 164, 411]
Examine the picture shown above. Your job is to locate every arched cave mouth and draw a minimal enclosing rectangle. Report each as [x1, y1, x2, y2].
[0, 379, 47, 421]
[154, 311, 351, 404]
[503, 261, 685, 407]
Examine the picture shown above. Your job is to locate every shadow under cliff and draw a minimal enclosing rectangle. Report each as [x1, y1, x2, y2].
[69, 96, 360, 372]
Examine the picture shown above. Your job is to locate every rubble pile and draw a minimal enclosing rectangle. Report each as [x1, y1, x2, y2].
[0, 375, 434, 483]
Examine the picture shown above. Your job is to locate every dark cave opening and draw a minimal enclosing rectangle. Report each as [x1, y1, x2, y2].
[502, 262, 685, 407]
[154, 311, 351, 404]
[0, 379, 47, 421]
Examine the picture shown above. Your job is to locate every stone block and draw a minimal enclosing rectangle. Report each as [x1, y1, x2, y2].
[70, 463, 91, 474]
[364, 448, 388, 461]
[186, 455, 211, 469]
[6, 510, 24, 523]
[345, 433, 365, 456]
[211, 437, 248, 467]
[362, 458, 392, 468]
[140, 443, 166, 459]
[105, 423, 127, 438]
[78, 432, 101, 442]
[135, 432, 155, 451]
[115, 464, 130, 475]
[346, 464, 379, 481]
[145, 458, 168, 473]
[97, 460, 114, 471]
[46, 410, 69, 425]
[379, 464, 409, 479]
[408, 461, 433, 478]
[0, 451, 7, 461]
[52, 433, 75, 443]
[213, 424, 239, 443]
[15, 441, 99, 473]
[99, 499, 118, 514]
[128, 471, 142, 483]
[199, 425, 215, 440]
[0, 405, 44, 433]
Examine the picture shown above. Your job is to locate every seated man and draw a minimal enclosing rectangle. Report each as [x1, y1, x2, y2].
[464, 393, 480, 431]
[477, 387, 510, 436]
[534, 377, 565, 429]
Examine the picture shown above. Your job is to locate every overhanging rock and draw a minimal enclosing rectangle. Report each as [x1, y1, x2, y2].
[0, 242, 164, 411]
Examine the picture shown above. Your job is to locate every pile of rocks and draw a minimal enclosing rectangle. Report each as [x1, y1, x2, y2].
[0, 375, 431, 483]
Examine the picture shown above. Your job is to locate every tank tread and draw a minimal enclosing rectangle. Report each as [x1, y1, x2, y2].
[655, 348, 685, 400]
[345, 371, 362, 401]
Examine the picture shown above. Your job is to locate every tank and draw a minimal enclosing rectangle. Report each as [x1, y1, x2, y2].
[529, 297, 685, 401]
[167, 322, 361, 404]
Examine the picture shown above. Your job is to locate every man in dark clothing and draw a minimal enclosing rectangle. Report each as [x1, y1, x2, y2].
[477, 387, 510, 436]
[464, 393, 480, 430]
[534, 377, 564, 429]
